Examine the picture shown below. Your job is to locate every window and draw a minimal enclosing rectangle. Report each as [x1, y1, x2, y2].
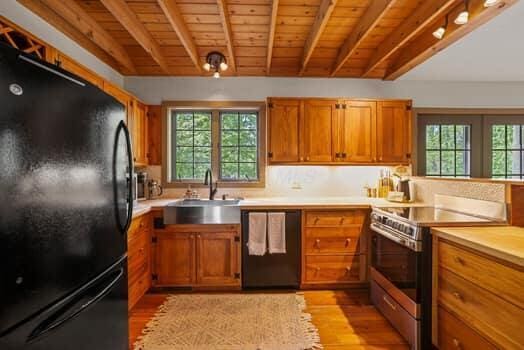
[425, 124, 471, 177]
[491, 124, 524, 179]
[417, 112, 524, 179]
[165, 102, 266, 187]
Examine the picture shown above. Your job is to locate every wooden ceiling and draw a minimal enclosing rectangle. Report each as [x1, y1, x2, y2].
[18, 0, 515, 79]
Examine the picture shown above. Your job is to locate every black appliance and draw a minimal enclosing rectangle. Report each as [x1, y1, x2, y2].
[0, 43, 133, 350]
[241, 210, 301, 288]
[370, 206, 497, 350]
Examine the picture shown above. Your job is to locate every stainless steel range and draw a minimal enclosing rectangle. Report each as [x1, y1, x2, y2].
[370, 200, 506, 350]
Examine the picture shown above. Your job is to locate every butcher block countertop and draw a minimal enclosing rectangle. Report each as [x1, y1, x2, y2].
[432, 226, 524, 267]
[131, 196, 427, 218]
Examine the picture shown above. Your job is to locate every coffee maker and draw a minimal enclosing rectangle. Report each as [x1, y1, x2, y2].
[136, 171, 148, 200]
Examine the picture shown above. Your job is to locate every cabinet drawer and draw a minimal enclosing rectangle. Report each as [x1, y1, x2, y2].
[129, 214, 150, 236]
[438, 306, 496, 350]
[371, 280, 417, 347]
[304, 255, 360, 283]
[305, 234, 360, 254]
[129, 269, 149, 310]
[439, 240, 524, 309]
[305, 210, 366, 227]
[438, 268, 524, 349]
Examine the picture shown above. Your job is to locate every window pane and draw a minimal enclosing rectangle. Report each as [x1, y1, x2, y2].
[194, 147, 211, 163]
[221, 163, 238, 179]
[175, 163, 193, 179]
[194, 163, 210, 180]
[194, 130, 211, 146]
[492, 150, 505, 175]
[240, 130, 257, 146]
[240, 147, 257, 162]
[507, 150, 521, 175]
[240, 113, 257, 129]
[441, 125, 455, 149]
[222, 131, 239, 146]
[194, 113, 211, 129]
[176, 131, 193, 146]
[176, 113, 193, 129]
[240, 163, 257, 180]
[176, 147, 193, 162]
[426, 151, 440, 175]
[221, 147, 238, 162]
[507, 125, 521, 149]
[426, 125, 440, 149]
[456, 125, 470, 149]
[492, 125, 506, 149]
[222, 113, 238, 129]
[441, 151, 455, 175]
[455, 151, 469, 175]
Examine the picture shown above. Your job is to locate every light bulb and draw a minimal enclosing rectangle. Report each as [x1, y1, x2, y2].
[203, 62, 211, 71]
[220, 62, 228, 71]
[484, 0, 500, 6]
[432, 27, 446, 40]
[454, 10, 469, 25]
[213, 71, 220, 78]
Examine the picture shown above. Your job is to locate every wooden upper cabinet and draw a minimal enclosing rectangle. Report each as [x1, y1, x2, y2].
[196, 231, 240, 286]
[336, 101, 376, 163]
[103, 81, 131, 108]
[153, 231, 195, 286]
[302, 99, 337, 162]
[376, 101, 411, 163]
[267, 99, 300, 163]
[56, 53, 104, 88]
[129, 100, 148, 166]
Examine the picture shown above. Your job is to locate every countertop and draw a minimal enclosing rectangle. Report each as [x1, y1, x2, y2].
[131, 196, 427, 218]
[432, 226, 524, 267]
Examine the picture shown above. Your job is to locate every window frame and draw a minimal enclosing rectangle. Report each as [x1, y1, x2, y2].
[414, 108, 524, 179]
[162, 101, 266, 188]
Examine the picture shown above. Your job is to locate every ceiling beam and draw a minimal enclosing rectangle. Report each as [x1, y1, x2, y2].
[16, 0, 127, 73]
[299, 0, 338, 75]
[331, 0, 396, 77]
[99, 0, 170, 74]
[157, 0, 202, 73]
[266, 0, 279, 74]
[216, 0, 237, 73]
[38, 0, 136, 74]
[385, 0, 516, 80]
[363, 0, 458, 77]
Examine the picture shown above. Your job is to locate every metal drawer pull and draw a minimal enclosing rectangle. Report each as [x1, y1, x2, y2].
[345, 266, 351, 274]
[452, 292, 463, 301]
[345, 238, 351, 247]
[315, 267, 320, 273]
[339, 218, 344, 224]
[315, 239, 321, 248]
[452, 338, 462, 349]
[383, 295, 396, 311]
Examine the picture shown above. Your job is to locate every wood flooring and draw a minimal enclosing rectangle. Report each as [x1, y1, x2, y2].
[129, 289, 408, 350]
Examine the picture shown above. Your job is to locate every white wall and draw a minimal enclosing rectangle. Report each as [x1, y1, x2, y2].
[0, 0, 123, 86]
[124, 76, 524, 108]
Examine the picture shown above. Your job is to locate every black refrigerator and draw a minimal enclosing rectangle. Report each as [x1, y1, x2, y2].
[0, 43, 133, 349]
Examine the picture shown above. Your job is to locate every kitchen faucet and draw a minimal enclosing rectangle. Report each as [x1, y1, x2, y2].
[203, 169, 218, 200]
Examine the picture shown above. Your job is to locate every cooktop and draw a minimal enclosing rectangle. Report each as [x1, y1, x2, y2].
[373, 206, 497, 227]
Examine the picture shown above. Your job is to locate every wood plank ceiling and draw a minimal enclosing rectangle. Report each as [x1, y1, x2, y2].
[17, 0, 516, 79]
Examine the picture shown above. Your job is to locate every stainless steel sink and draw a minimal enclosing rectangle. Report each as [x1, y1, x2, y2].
[163, 199, 241, 224]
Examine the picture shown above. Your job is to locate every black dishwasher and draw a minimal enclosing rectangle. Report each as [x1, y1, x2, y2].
[241, 210, 301, 289]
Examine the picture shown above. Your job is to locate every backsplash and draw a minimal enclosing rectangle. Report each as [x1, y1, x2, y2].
[411, 178, 506, 204]
[144, 165, 395, 199]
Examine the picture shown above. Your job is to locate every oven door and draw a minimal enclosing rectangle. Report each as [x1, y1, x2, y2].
[370, 223, 422, 304]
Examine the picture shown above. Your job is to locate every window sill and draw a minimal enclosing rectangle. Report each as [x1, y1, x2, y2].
[164, 181, 266, 189]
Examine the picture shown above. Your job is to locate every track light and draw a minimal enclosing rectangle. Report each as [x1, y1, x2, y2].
[484, 0, 500, 6]
[433, 15, 448, 40]
[455, 0, 469, 25]
[203, 51, 228, 78]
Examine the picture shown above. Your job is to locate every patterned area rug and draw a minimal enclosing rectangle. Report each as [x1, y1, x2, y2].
[134, 293, 322, 350]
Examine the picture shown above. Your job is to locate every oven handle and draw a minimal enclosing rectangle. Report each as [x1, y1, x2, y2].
[370, 223, 422, 252]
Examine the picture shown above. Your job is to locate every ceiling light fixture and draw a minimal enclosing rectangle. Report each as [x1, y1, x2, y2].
[455, 0, 469, 25]
[433, 15, 448, 40]
[484, 0, 500, 7]
[203, 51, 228, 78]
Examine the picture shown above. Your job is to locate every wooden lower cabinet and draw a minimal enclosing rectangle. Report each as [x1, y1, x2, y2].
[434, 236, 524, 349]
[152, 225, 241, 289]
[301, 209, 368, 288]
[128, 214, 152, 310]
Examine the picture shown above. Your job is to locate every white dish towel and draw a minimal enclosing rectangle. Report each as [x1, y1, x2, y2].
[248, 212, 267, 256]
[268, 212, 286, 254]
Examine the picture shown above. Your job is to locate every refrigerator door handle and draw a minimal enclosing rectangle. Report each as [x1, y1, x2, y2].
[27, 267, 124, 342]
[114, 120, 134, 235]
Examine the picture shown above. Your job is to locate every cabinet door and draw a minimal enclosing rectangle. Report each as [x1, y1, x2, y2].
[196, 232, 240, 286]
[153, 232, 195, 286]
[337, 100, 376, 162]
[303, 99, 336, 162]
[268, 99, 300, 163]
[129, 100, 148, 165]
[376, 101, 411, 163]
[57, 53, 103, 88]
[103, 81, 131, 107]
